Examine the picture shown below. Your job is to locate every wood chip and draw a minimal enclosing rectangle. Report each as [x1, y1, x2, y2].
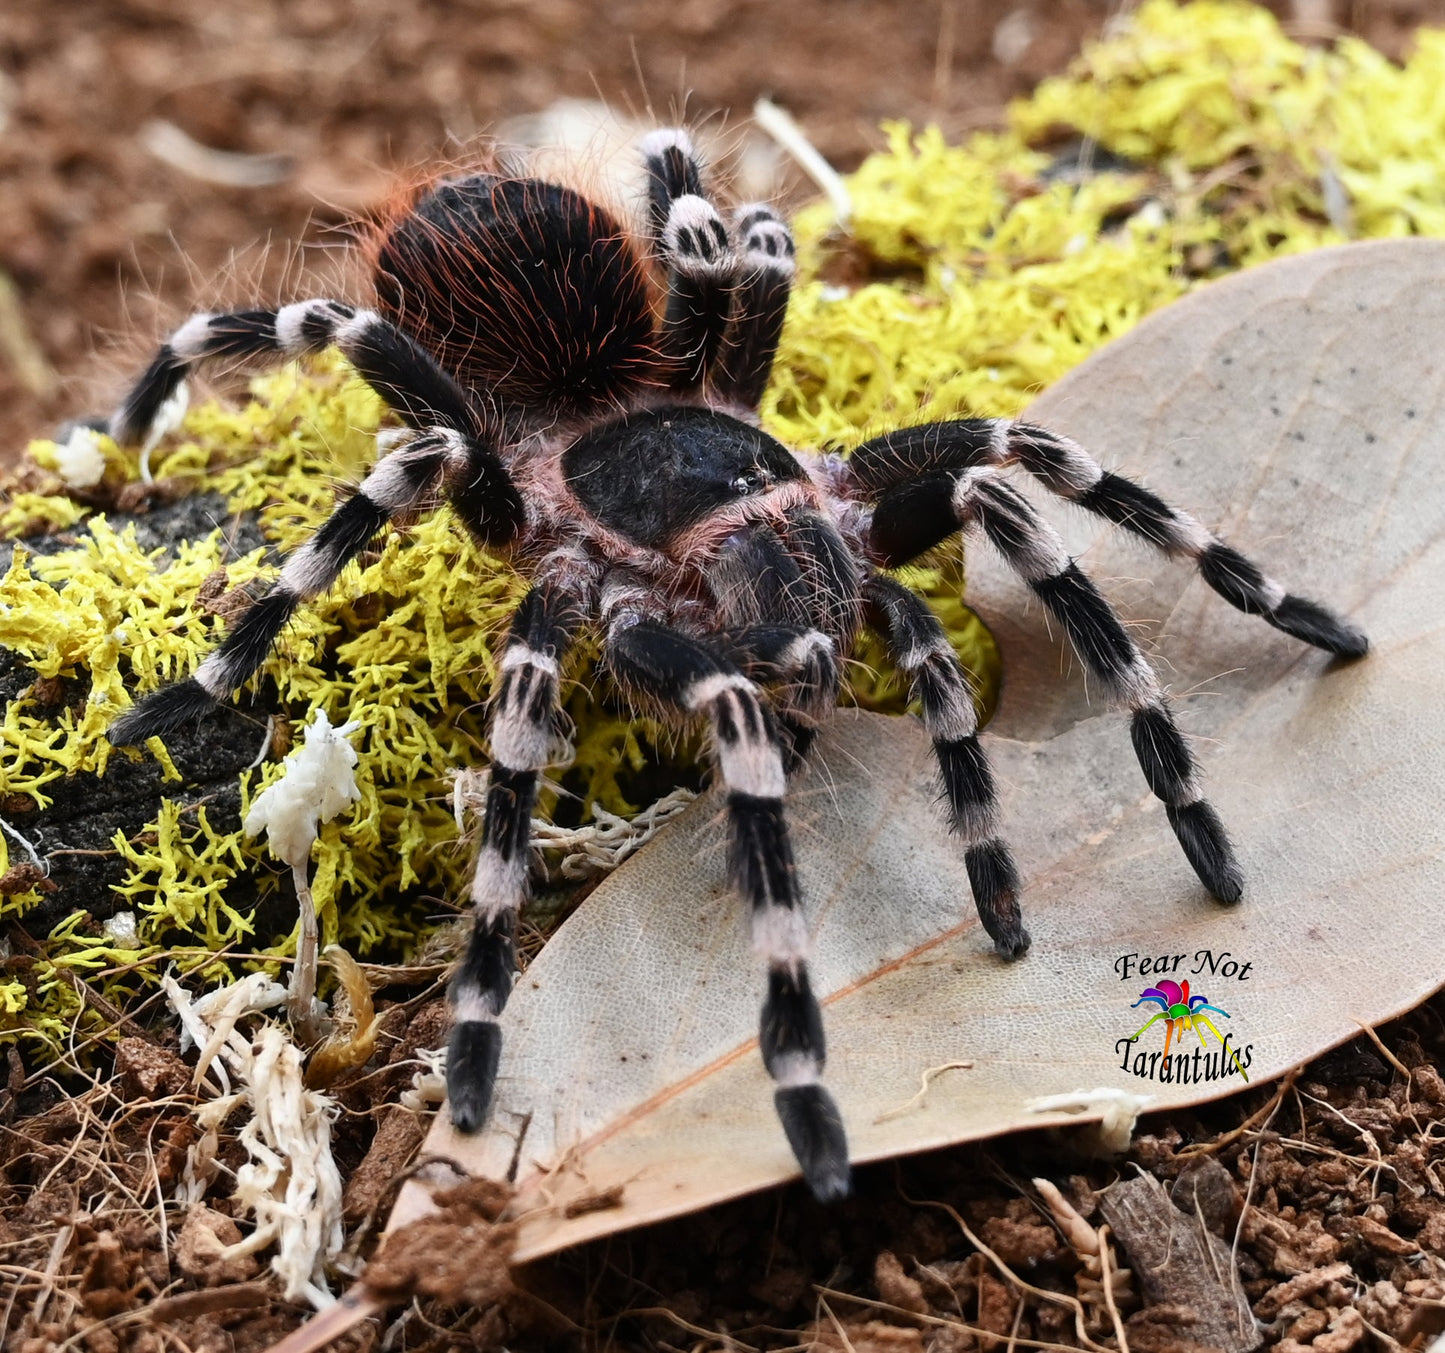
[1099, 1173, 1259, 1353]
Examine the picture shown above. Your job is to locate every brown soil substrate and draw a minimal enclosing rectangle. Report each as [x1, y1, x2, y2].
[5, 990, 1445, 1350]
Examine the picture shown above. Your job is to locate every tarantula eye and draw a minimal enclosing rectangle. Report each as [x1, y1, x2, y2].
[732, 471, 763, 495]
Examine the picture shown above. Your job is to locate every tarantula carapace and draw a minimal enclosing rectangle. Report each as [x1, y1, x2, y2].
[104, 129, 1367, 1201]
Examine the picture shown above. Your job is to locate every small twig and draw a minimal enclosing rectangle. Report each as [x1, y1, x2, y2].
[1178, 1067, 1300, 1158]
[140, 119, 293, 188]
[287, 859, 326, 1045]
[35, 1092, 106, 1198]
[1004, 1291, 1025, 1353]
[30, 1222, 73, 1329]
[873, 1061, 974, 1123]
[1231, 1078, 1290, 1337]
[60, 971, 149, 1040]
[813, 1287, 1102, 1353]
[897, 1190, 1114, 1353]
[753, 98, 852, 226]
[1263, 1133, 1403, 1181]
[148, 1154, 175, 1284]
[615, 1307, 763, 1351]
[1195, 1194, 1225, 1287]
[1096, 1225, 1130, 1353]
[259, 1290, 385, 1353]
[1296, 1087, 1386, 1163]
[1352, 1018, 1412, 1081]
[147, 1283, 272, 1322]
[248, 715, 277, 770]
[819, 1294, 858, 1352]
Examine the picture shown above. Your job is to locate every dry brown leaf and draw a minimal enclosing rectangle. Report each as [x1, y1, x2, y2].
[390, 239, 1445, 1263]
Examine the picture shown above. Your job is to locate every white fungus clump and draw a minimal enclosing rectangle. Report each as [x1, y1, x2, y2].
[244, 709, 362, 868]
[54, 425, 107, 489]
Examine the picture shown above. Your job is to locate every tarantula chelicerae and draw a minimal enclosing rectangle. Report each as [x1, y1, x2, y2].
[105, 129, 1367, 1201]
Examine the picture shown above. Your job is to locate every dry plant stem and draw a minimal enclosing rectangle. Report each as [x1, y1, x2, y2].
[1357, 1312, 1407, 1352]
[30, 1222, 72, 1329]
[900, 1190, 1114, 1353]
[140, 118, 293, 188]
[288, 859, 325, 1046]
[145, 1124, 170, 1271]
[61, 970, 148, 1039]
[752, 97, 852, 224]
[1297, 1087, 1389, 1170]
[1178, 1068, 1301, 1158]
[147, 1282, 273, 1321]
[257, 1290, 384, 1353]
[1353, 1018, 1413, 1080]
[821, 1293, 858, 1352]
[873, 1060, 975, 1123]
[1266, 1133, 1405, 1179]
[1006, 1293, 1026, 1353]
[813, 1287, 1104, 1353]
[1096, 1225, 1130, 1353]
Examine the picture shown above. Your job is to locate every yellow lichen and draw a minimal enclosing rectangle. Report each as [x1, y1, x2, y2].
[5, 0, 1445, 1054]
[0, 492, 91, 537]
[111, 800, 254, 950]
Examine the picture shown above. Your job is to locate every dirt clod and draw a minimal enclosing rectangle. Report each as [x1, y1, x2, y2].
[113, 1036, 189, 1099]
[1171, 1154, 1241, 1234]
[363, 1178, 516, 1306]
[874, 1249, 928, 1316]
[176, 1206, 260, 1286]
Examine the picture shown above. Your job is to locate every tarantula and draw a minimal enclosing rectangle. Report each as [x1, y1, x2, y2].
[104, 128, 1367, 1202]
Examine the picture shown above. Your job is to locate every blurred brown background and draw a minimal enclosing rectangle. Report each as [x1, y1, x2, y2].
[3, 0, 1444, 452]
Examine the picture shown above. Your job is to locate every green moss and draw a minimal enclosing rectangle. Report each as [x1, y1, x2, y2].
[5, 0, 1445, 1053]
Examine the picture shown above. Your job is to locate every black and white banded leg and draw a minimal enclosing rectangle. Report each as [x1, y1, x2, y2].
[714, 623, 839, 773]
[877, 467, 1243, 902]
[712, 205, 795, 410]
[715, 624, 839, 717]
[448, 582, 582, 1133]
[109, 299, 525, 543]
[605, 614, 850, 1201]
[994, 420, 1368, 657]
[847, 418, 1365, 658]
[862, 573, 1028, 956]
[639, 129, 736, 393]
[109, 429, 476, 745]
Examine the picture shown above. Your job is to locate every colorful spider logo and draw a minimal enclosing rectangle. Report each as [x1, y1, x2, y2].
[1127, 979, 1249, 1080]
